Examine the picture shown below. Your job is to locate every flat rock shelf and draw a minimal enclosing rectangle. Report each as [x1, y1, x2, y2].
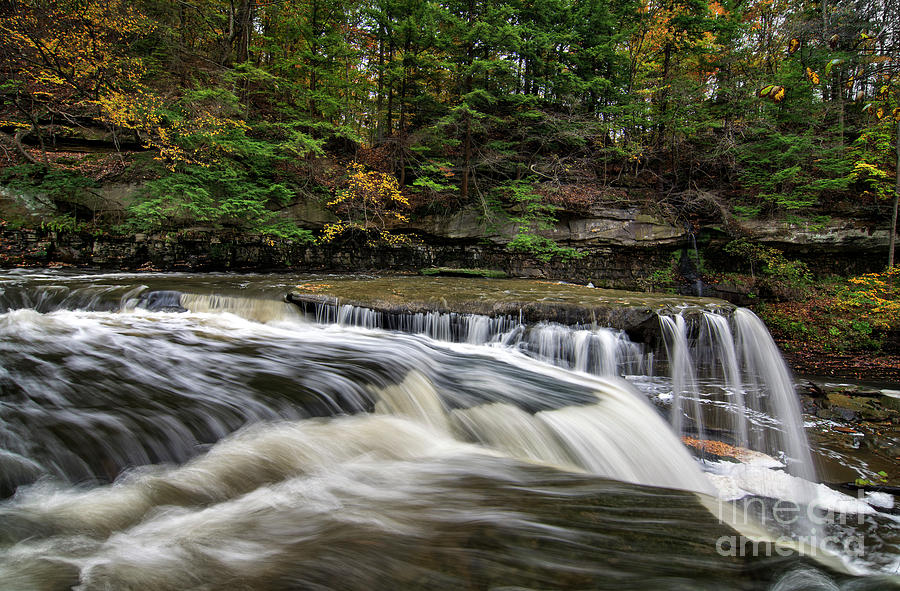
[285, 276, 735, 342]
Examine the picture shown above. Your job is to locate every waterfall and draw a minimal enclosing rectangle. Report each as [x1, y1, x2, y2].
[0, 301, 710, 495]
[658, 310, 815, 482]
[698, 313, 749, 449]
[374, 372, 453, 435]
[450, 403, 577, 468]
[535, 386, 714, 493]
[298, 301, 644, 378]
[370, 370, 714, 493]
[0, 273, 814, 487]
[290, 295, 815, 483]
[733, 308, 816, 482]
[0, 282, 148, 313]
[316, 300, 519, 345]
[178, 293, 303, 324]
[658, 314, 705, 445]
[3, 271, 896, 586]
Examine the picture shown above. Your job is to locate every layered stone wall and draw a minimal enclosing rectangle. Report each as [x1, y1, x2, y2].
[0, 227, 676, 288]
[0, 202, 892, 287]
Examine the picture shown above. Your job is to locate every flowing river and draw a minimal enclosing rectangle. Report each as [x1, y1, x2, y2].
[0, 270, 898, 590]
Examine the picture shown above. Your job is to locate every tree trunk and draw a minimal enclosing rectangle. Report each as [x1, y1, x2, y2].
[309, 0, 319, 117]
[386, 41, 394, 137]
[375, 34, 384, 142]
[461, 119, 471, 200]
[890, 118, 899, 269]
[237, 0, 253, 64]
[460, 0, 475, 201]
[1, 129, 37, 164]
[657, 42, 672, 150]
[398, 29, 410, 186]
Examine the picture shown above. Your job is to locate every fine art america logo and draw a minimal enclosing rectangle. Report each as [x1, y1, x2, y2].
[714, 494, 868, 558]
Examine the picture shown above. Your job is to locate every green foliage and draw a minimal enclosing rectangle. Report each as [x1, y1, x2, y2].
[490, 180, 582, 262]
[760, 304, 884, 353]
[724, 239, 812, 284]
[846, 119, 897, 201]
[645, 260, 678, 293]
[734, 130, 850, 212]
[0, 165, 98, 203]
[411, 160, 457, 195]
[855, 472, 889, 487]
[40, 214, 88, 234]
[0, 165, 103, 226]
[732, 205, 762, 220]
[757, 269, 900, 354]
[0, 0, 897, 256]
[506, 233, 582, 263]
[127, 162, 313, 243]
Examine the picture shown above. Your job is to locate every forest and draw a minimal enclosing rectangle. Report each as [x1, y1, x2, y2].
[0, 0, 898, 255]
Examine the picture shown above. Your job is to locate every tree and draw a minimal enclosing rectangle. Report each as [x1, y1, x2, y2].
[0, 0, 154, 162]
[1, 0, 898, 259]
[892, 117, 899, 268]
[321, 162, 411, 244]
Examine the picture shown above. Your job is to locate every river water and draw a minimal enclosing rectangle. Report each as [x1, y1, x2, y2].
[0, 270, 898, 590]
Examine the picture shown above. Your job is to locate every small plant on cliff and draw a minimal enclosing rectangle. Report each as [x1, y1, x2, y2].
[646, 262, 677, 293]
[491, 180, 582, 263]
[320, 163, 411, 246]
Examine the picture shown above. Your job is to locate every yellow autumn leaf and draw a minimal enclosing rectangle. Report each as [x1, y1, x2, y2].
[773, 87, 785, 102]
[806, 67, 819, 84]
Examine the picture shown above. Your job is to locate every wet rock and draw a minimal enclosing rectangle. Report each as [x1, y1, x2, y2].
[137, 290, 187, 313]
[801, 381, 827, 398]
[881, 392, 900, 412]
[825, 393, 890, 422]
[869, 436, 900, 457]
[855, 388, 883, 397]
[835, 407, 860, 422]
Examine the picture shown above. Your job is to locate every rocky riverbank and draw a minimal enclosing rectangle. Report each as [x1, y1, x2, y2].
[801, 381, 900, 490]
[0, 225, 682, 288]
[784, 351, 900, 383]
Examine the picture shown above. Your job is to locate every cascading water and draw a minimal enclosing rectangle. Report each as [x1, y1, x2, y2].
[1, 270, 897, 590]
[658, 310, 816, 484]
[293, 295, 813, 483]
[659, 313, 706, 445]
[301, 298, 645, 377]
[698, 312, 750, 448]
[733, 308, 817, 482]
